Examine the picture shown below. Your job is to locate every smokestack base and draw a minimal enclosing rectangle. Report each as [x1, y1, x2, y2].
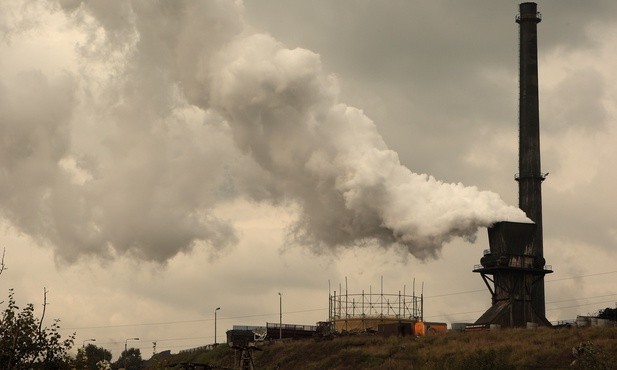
[473, 222, 552, 328]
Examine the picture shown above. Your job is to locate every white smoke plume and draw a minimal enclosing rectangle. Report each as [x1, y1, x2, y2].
[0, 0, 528, 263]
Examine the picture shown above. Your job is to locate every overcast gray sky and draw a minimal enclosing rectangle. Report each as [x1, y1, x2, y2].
[1, 0, 616, 360]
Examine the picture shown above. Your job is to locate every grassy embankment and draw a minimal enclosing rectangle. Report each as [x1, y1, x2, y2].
[154, 326, 617, 369]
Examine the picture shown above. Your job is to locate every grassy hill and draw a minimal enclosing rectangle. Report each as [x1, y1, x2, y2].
[150, 326, 617, 369]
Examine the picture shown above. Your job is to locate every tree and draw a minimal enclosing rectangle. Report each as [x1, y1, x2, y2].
[76, 344, 113, 370]
[0, 289, 75, 369]
[598, 307, 617, 322]
[114, 347, 142, 370]
[0, 250, 75, 369]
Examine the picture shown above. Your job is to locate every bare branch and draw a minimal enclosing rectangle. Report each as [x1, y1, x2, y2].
[39, 287, 48, 333]
[0, 248, 6, 304]
[28, 287, 49, 369]
[0, 247, 7, 276]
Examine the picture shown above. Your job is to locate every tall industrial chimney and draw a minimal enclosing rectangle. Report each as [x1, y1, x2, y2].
[471, 2, 552, 328]
[516, 1, 547, 319]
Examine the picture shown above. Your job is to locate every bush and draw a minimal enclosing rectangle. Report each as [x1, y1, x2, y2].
[0, 289, 75, 369]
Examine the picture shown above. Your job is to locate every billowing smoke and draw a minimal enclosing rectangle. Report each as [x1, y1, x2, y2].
[0, 0, 527, 263]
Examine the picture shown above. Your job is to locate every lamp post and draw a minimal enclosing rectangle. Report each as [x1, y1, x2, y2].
[124, 337, 139, 370]
[214, 307, 221, 345]
[82, 338, 96, 348]
[278, 292, 282, 340]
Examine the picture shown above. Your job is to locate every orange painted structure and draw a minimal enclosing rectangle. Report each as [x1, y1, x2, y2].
[414, 321, 447, 336]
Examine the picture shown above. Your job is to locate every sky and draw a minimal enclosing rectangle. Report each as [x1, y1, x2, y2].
[1, 0, 617, 360]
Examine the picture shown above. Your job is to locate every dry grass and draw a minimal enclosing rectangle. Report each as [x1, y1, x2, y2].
[151, 327, 617, 370]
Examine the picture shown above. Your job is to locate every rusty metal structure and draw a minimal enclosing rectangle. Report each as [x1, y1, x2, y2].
[473, 2, 553, 328]
[328, 277, 423, 333]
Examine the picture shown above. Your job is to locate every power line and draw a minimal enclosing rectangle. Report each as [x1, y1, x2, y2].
[68, 294, 617, 356]
[424, 289, 485, 299]
[423, 293, 617, 321]
[64, 318, 213, 330]
[546, 293, 617, 305]
[93, 335, 213, 347]
[547, 299, 617, 312]
[63, 307, 327, 331]
[546, 270, 617, 283]
[62, 271, 617, 332]
[423, 270, 617, 300]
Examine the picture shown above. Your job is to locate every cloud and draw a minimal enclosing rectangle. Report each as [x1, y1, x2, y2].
[0, 0, 531, 265]
[207, 31, 528, 259]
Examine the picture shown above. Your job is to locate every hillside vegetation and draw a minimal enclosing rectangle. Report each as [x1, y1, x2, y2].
[154, 327, 617, 369]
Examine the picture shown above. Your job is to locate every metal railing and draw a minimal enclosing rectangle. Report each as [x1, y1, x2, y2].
[514, 172, 548, 181]
[474, 263, 553, 271]
[266, 322, 317, 332]
[515, 12, 542, 22]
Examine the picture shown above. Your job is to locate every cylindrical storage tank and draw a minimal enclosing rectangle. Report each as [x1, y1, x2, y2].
[590, 317, 598, 327]
[576, 316, 589, 327]
[527, 322, 538, 330]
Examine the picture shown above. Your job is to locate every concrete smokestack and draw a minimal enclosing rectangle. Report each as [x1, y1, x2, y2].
[471, 3, 552, 328]
[516, 1, 547, 319]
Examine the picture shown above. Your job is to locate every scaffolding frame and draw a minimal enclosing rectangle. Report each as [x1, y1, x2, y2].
[328, 277, 423, 332]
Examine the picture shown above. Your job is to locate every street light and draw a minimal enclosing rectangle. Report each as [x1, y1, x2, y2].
[124, 337, 139, 370]
[278, 292, 282, 340]
[214, 307, 221, 345]
[82, 338, 96, 348]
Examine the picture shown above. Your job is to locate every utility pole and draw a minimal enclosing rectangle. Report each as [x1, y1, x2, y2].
[124, 338, 139, 370]
[214, 307, 221, 345]
[278, 292, 282, 340]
